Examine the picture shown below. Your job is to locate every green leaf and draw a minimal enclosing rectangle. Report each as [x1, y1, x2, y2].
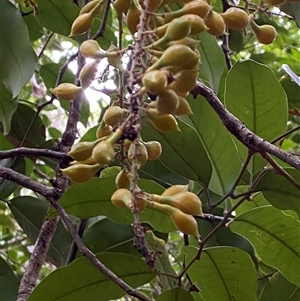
[141, 116, 212, 186]
[23, 14, 44, 41]
[181, 95, 242, 195]
[0, 256, 19, 301]
[27, 253, 155, 301]
[0, 0, 37, 97]
[280, 2, 300, 28]
[40, 63, 75, 90]
[82, 218, 138, 256]
[9, 196, 72, 267]
[230, 206, 300, 286]
[6, 104, 46, 147]
[156, 288, 194, 301]
[48, 177, 176, 232]
[145, 231, 177, 291]
[225, 60, 288, 174]
[197, 31, 227, 94]
[0, 84, 18, 135]
[185, 246, 258, 301]
[34, 0, 79, 36]
[259, 272, 300, 301]
[0, 157, 26, 199]
[253, 168, 300, 217]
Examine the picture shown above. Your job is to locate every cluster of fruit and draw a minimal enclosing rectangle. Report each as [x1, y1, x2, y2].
[111, 184, 202, 236]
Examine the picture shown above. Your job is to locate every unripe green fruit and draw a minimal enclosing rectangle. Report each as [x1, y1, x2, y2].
[146, 44, 200, 73]
[180, 14, 208, 35]
[147, 108, 180, 132]
[162, 184, 189, 196]
[96, 122, 113, 139]
[61, 163, 101, 183]
[150, 18, 191, 49]
[152, 191, 203, 215]
[165, 37, 200, 51]
[68, 139, 100, 161]
[128, 140, 149, 168]
[204, 10, 226, 36]
[80, 40, 107, 59]
[79, 60, 100, 89]
[51, 83, 82, 101]
[92, 128, 123, 164]
[220, 7, 249, 30]
[164, 0, 212, 23]
[250, 21, 277, 44]
[156, 88, 179, 115]
[103, 106, 128, 127]
[144, 141, 162, 160]
[142, 70, 168, 94]
[150, 202, 199, 236]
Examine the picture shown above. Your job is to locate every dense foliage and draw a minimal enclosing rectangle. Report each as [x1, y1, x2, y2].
[0, 0, 300, 301]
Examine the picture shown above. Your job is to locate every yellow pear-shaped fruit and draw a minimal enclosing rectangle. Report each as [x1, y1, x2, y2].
[150, 202, 199, 236]
[111, 188, 132, 208]
[79, 0, 100, 14]
[250, 21, 277, 44]
[79, 60, 100, 89]
[126, 1, 141, 35]
[114, 0, 131, 15]
[144, 141, 162, 160]
[115, 169, 130, 188]
[204, 10, 226, 36]
[147, 109, 180, 132]
[162, 184, 189, 196]
[180, 14, 208, 35]
[103, 106, 128, 127]
[142, 70, 169, 94]
[68, 139, 100, 161]
[173, 96, 194, 115]
[220, 7, 249, 30]
[128, 140, 149, 168]
[169, 69, 199, 93]
[61, 163, 101, 183]
[80, 40, 107, 59]
[156, 89, 179, 115]
[152, 191, 203, 215]
[146, 44, 200, 73]
[163, 0, 212, 23]
[96, 122, 113, 139]
[51, 83, 82, 101]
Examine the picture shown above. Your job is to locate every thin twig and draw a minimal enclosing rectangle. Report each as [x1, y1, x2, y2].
[0, 147, 71, 161]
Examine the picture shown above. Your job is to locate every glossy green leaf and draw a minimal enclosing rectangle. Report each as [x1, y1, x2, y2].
[185, 246, 258, 301]
[142, 116, 212, 186]
[230, 206, 300, 286]
[145, 231, 177, 291]
[27, 253, 155, 301]
[225, 60, 288, 174]
[34, 0, 79, 36]
[281, 77, 300, 112]
[6, 104, 46, 147]
[82, 218, 138, 256]
[23, 14, 44, 41]
[0, 157, 26, 199]
[253, 168, 300, 217]
[0, 256, 19, 301]
[9, 196, 72, 267]
[48, 177, 176, 232]
[181, 95, 242, 195]
[197, 31, 227, 94]
[280, 2, 300, 28]
[156, 288, 194, 301]
[228, 29, 244, 53]
[259, 272, 300, 301]
[0, 0, 37, 97]
[0, 84, 18, 135]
